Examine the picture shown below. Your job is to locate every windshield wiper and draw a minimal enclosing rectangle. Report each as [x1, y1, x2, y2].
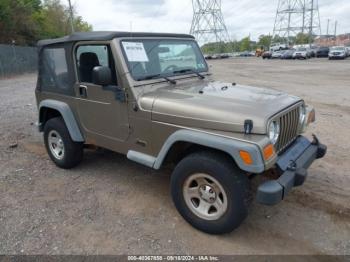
[138, 74, 176, 84]
[173, 68, 205, 79]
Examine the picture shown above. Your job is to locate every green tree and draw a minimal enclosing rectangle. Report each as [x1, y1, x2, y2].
[257, 34, 272, 49]
[240, 37, 251, 51]
[0, 0, 92, 45]
[0, 0, 39, 45]
[295, 33, 313, 45]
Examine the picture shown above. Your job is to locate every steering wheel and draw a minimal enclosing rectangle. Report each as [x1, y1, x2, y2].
[162, 65, 178, 73]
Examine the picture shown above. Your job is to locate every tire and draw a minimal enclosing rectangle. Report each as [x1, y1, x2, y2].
[170, 151, 249, 234]
[44, 117, 83, 169]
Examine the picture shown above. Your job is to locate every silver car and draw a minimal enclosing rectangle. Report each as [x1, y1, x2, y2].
[293, 47, 311, 59]
[329, 46, 347, 60]
[271, 50, 285, 59]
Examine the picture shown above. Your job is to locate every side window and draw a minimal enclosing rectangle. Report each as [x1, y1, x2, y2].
[75, 45, 117, 85]
[41, 47, 69, 90]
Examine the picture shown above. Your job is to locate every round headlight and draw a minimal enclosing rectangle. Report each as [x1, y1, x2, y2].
[299, 105, 306, 125]
[268, 121, 280, 144]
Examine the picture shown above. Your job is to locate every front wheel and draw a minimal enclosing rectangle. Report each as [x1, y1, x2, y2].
[171, 151, 249, 234]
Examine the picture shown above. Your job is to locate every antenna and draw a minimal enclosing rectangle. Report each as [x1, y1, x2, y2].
[190, 0, 230, 46]
[272, 0, 321, 45]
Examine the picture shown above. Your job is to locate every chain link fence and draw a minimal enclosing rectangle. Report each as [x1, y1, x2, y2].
[0, 44, 38, 78]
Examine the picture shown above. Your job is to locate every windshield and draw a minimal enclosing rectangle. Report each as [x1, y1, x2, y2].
[331, 46, 345, 51]
[121, 39, 208, 81]
[297, 48, 307, 51]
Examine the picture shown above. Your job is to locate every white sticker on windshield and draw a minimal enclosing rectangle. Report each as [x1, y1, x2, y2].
[122, 42, 149, 62]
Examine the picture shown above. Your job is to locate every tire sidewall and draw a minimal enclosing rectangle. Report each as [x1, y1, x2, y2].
[43, 117, 83, 168]
[171, 153, 248, 234]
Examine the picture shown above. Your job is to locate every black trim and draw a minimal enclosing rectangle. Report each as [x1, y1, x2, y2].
[256, 135, 327, 205]
[38, 31, 195, 47]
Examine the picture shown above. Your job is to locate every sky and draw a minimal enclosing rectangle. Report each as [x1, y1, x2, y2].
[69, 0, 350, 41]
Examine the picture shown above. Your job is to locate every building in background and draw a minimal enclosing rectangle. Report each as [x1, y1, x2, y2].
[315, 33, 350, 47]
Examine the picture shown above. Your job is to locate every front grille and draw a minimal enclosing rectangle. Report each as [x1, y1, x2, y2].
[274, 105, 301, 153]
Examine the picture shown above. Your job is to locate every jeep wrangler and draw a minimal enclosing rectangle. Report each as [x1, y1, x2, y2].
[36, 31, 327, 234]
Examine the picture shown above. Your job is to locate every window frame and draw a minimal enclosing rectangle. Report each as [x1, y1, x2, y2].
[39, 44, 74, 96]
[119, 38, 208, 82]
[73, 42, 118, 85]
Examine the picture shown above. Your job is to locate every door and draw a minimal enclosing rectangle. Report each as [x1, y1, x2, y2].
[74, 43, 129, 145]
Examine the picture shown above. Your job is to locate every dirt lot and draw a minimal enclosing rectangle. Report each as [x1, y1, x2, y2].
[0, 58, 349, 255]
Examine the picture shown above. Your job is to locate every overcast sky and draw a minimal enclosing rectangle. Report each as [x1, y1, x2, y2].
[70, 0, 350, 41]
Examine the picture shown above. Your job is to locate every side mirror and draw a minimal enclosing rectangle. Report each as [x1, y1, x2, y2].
[92, 66, 112, 86]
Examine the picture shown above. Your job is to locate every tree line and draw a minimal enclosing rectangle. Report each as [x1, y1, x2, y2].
[201, 33, 314, 54]
[0, 0, 92, 46]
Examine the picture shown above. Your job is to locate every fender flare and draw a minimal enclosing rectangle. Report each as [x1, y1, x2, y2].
[127, 129, 266, 174]
[39, 99, 84, 142]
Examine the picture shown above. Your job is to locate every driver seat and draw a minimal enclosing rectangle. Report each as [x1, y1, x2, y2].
[79, 52, 100, 83]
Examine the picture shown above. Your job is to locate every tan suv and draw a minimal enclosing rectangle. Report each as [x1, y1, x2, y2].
[36, 31, 327, 234]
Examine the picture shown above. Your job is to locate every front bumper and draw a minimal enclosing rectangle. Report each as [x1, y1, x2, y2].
[256, 135, 327, 205]
[294, 54, 307, 58]
[329, 54, 346, 59]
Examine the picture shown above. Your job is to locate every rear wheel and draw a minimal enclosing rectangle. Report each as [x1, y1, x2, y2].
[171, 151, 249, 234]
[44, 117, 83, 169]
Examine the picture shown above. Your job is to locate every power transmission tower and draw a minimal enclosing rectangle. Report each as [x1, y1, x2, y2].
[190, 0, 230, 46]
[272, 0, 321, 45]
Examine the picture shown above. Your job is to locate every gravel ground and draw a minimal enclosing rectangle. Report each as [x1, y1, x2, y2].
[0, 58, 349, 255]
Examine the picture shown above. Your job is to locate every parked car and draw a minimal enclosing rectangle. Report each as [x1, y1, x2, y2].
[270, 43, 288, 52]
[309, 47, 318, 58]
[36, 31, 327, 235]
[293, 47, 311, 59]
[239, 51, 254, 57]
[329, 46, 347, 60]
[204, 54, 212, 60]
[281, 49, 295, 59]
[271, 50, 285, 59]
[262, 51, 272, 59]
[345, 47, 350, 57]
[315, 47, 329, 58]
[219, 53, 230, 59]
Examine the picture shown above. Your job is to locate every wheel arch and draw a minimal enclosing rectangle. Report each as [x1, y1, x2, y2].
[39, 99, 84, 142]
[153, 129, 265, 174]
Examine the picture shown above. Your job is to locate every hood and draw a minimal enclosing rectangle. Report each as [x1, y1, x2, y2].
[139, 80, 301, 134]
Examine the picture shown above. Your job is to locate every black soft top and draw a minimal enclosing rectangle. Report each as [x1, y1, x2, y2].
[37, 31, 195, 47]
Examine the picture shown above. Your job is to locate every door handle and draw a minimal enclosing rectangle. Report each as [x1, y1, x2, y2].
[79, 85, 88, 98]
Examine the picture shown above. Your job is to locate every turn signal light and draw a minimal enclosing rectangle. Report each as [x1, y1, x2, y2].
[263, 144, 275, 160]
[239, 150, 253, 165]
[307, 109, 316, 124]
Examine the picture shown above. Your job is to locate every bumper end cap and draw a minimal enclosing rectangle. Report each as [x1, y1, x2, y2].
[256, 180, 283, 205]
[316, 144, 327, 159]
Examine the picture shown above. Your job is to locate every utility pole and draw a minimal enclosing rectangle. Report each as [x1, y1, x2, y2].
[326, 19, 330, 35]
[334, 20, 337, 45]
[302, 0, 306, 34]
[68, 0, 75, 33]
[308, 0, 314, 47]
